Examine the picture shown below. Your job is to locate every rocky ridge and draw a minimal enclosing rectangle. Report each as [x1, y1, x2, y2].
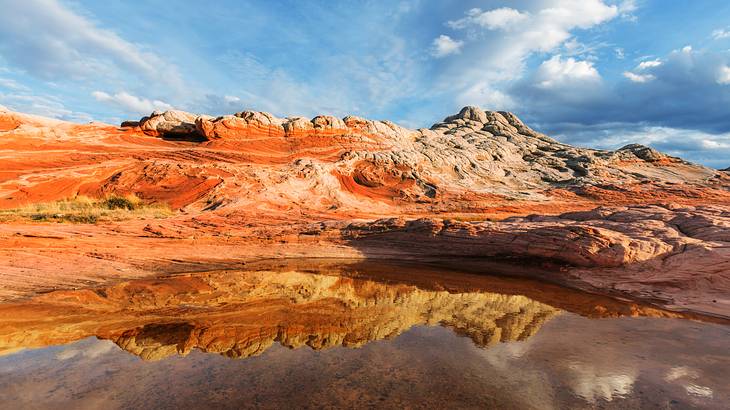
[128, 106, 724, 204]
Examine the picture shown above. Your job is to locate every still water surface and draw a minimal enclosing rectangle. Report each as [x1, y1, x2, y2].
[0, 260, 728, 409]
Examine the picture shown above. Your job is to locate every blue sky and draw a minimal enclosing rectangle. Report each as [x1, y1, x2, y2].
[2, 0, 730, 167]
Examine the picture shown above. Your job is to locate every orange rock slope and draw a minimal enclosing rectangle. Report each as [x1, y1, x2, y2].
[0, 105, 729, 317]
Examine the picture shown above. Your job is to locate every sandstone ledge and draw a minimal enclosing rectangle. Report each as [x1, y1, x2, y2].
[0, 203, 727, 319]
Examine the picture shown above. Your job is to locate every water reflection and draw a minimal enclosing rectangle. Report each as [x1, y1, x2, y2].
[0, 259, 701, 361]
[0, 260, 728, 409]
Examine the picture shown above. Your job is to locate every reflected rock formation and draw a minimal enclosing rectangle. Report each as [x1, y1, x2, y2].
[0, 263, 706, 361]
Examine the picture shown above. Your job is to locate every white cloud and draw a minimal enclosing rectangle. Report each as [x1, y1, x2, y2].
[564, 38, 581, 53]
[536, 0, 618, 30]
[0, 92, 91, 122]
[622, 59, 661, 82]
[712, 28, 730, 40]
[562, 38, 610, 58]
[441, 0, 620, 108]
[449, 1, 618, 54]
[431, 35, 464, 58]
[448, 7, 529, 31]
[623, 71, 655, 83]
[618, 0, 638, 13]
[92, 91, 173, 115]
[718, 66, 730, 85]
[637, 59, 662, 70]
[535, 55, 601, 89]
[0, 78, 30, 91]
[551, 123, 730, 168]
[617, 0, 639, 21]
[456, 84, 516, 110]
[0, 0, 183, 90]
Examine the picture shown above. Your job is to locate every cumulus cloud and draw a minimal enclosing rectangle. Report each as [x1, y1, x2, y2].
[456, 84, 516, 111]
[435, 0, 620, 111]
[622, 71, 654, 83]
[510, 54, 605, 107]
[637, 59, 662, 70]
[540, 123, 730, 168]
[92, 91, 173, 115]
[623, 59, 661, 82]
[0, 0, 183, 90]
[431, 35, 464, 57]
[534, 55, 601, 89]
[427, 1, 720, 161]
[449, 1, 618, 52]
[507, 44, 730, 168]
[448, 7, 529, 31]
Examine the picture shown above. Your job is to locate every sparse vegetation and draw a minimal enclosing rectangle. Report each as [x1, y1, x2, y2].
[448, 215, 501, 222]
[0, 194, 173, 224]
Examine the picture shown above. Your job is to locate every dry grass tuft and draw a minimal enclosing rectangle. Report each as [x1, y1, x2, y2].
[0, 194, 173, 224]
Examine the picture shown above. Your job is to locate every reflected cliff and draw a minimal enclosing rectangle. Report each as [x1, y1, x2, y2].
[0, 259, 715, 361]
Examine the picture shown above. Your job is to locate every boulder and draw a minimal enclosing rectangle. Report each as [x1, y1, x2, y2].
[139, 110, 199, 136]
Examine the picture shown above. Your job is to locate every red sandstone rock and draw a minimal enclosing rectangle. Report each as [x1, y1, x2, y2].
[0, 106, 728, 318]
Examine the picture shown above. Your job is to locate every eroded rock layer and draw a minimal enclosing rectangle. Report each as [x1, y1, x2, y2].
[2, 105, 728, 215]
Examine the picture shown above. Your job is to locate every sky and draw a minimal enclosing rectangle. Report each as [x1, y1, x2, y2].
[1, 0, 730, 168]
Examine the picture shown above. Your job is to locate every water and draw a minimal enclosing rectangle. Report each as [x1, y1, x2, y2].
[0, 260, 728, 409]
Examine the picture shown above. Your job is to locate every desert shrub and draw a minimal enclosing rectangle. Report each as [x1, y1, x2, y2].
[102, 194, 140, 210]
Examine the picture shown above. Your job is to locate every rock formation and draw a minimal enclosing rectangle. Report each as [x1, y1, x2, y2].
[2, 104, 728, 214]
[119, 105, 727, 208]
[0, 105, 728, 318]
